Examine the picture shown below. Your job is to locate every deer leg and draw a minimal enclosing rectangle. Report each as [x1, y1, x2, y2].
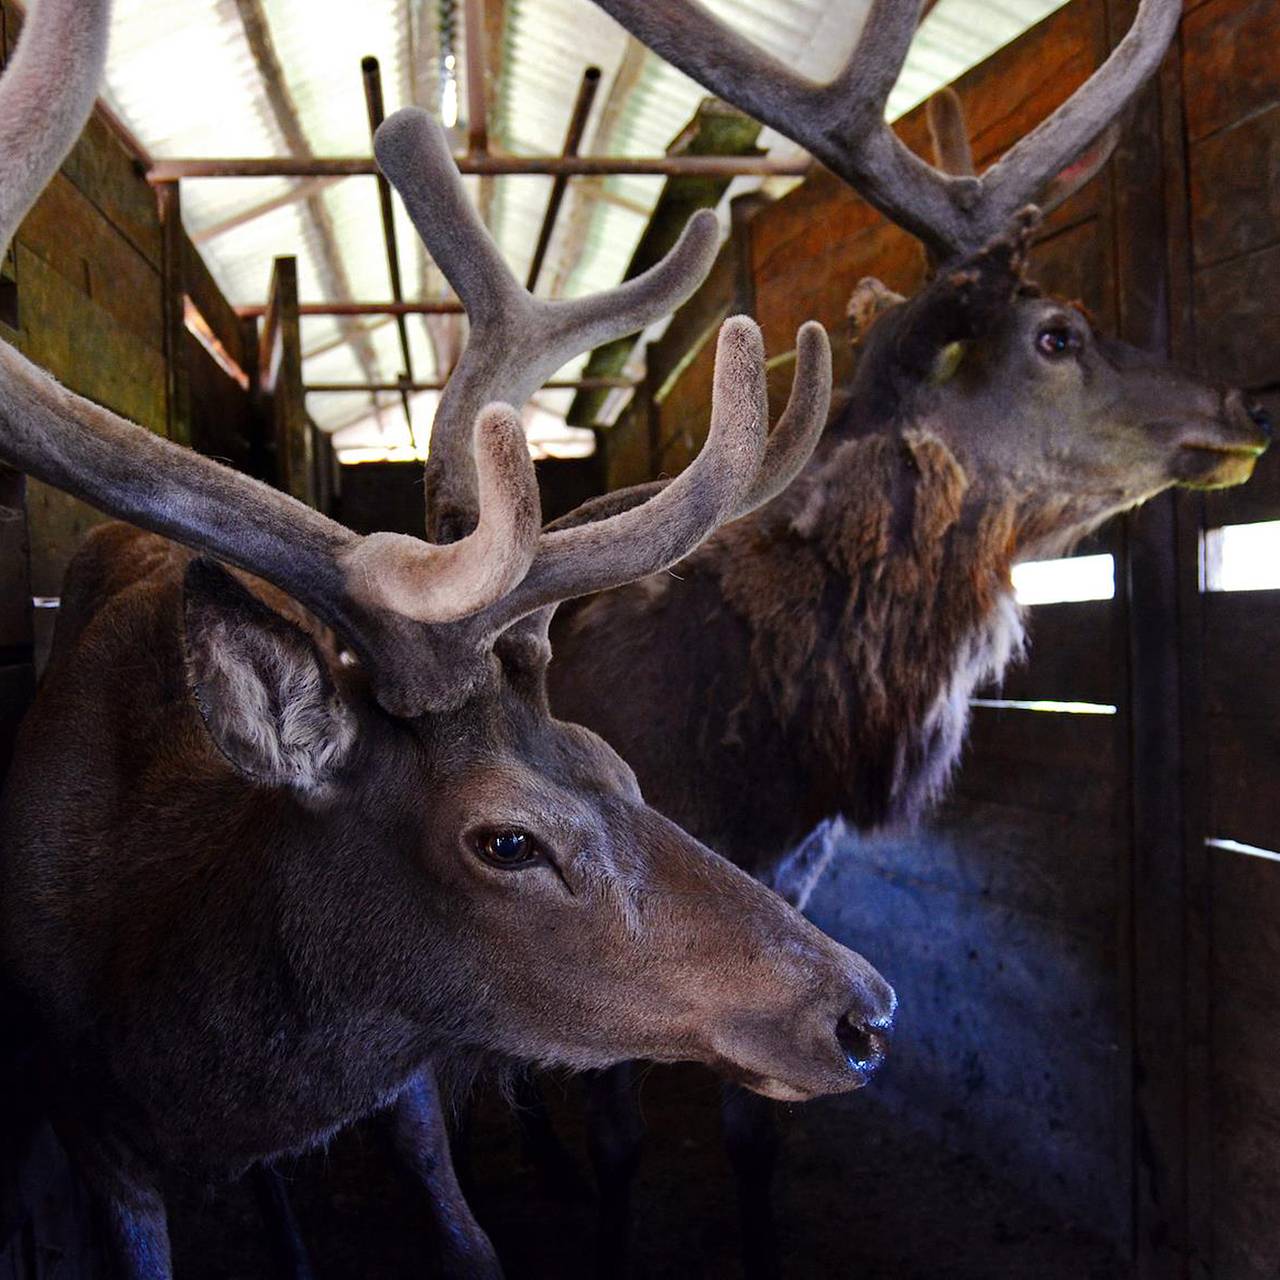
[509, 1072, 590, 1200]
[720, 1083, 782, 1280]
[249, 1163, 318, 1280]
[585, 1061, 643, 1280]
[68, 1139, 172, 1280]
[383, 1065, 504, 1280]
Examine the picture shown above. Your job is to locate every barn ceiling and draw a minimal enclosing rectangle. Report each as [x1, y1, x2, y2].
[101, 0, 1065, 462]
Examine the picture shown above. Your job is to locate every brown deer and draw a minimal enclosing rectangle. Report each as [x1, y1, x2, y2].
[0, 3, 898, 1277]
[411, 0, 1268, 1274]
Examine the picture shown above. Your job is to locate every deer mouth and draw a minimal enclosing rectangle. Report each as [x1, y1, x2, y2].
[1177, 441, 1268, 490]
[711, 1017, 890, 1102]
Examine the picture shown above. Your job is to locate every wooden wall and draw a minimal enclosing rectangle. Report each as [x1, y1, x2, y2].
[1180, 2, 1280, 1275]
[600, 1, 1280, 1276]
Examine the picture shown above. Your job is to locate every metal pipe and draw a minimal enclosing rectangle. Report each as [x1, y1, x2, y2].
[361, 55, 416, 439]
[526, 66, 601, 293]
[236, 300, 466, 318]
[147, 154, 811, 180]
[306, 376, 635, 393]
[463, 0, 489, 156]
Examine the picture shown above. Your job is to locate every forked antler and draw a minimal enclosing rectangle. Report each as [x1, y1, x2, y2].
[373, 108, 834, 542]
[0, 0, 785, 718]
[591, 0, 1180, 260]
[374, 107, 721, 542]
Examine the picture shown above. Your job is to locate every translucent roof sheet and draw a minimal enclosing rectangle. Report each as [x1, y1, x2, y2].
[100, 0, 1065, 463]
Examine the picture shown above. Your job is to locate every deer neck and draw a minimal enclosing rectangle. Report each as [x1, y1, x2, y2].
[715, 428, 1028, 827]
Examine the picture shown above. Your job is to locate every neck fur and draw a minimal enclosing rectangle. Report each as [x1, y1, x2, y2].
[714, 430, 1033, 827]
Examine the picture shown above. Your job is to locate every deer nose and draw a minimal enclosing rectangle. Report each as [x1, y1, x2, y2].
[1247, 401, 1273, 439]
[836, 1009, 892, 1077]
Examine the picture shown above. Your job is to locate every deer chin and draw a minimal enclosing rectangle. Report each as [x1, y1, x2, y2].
[1175, 442, 1267, 490]
[709, 1043, 883, 1103]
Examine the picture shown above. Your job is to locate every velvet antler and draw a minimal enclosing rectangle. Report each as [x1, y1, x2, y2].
[590, 0, 1180, 260]
[0, 0, 785, 719]
[372, 107, 721, 542]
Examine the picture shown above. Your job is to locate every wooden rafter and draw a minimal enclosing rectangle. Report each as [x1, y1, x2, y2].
[230, 0, 383, 401]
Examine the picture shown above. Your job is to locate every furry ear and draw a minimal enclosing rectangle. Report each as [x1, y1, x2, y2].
[183, 558, 358, 791]
[847, 278, 905, 346]
[1038, 123, 1120, 214]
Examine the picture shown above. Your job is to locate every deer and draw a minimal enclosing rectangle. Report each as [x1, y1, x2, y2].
[0, 3, 901, 1277]
[380, 0, 1268, 1275]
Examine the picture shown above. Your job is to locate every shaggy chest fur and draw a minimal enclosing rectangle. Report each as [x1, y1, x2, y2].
[709, 430, 1026, 832]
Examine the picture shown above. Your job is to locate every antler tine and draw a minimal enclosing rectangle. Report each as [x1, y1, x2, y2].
[476, 316, 771, 633]
[341, 406, 540, 623]
[373, 107, 721, 543]
[0, 0, 110, 254]
[593, 0, 1181, 259]
[979, 0, 1180, 237]
[734, 320, 832, 518]
[543, 320, 833, 534]
[0, 0, 551, 718]
[0, 338, 542, 702]
[927, 88, 975, 178]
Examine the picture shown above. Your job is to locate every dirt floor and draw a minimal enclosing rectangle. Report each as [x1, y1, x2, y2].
[164, 1064, 1124, 1280]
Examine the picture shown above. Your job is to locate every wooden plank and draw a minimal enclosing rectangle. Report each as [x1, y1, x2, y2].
[597, 391, 652, 494]
[1203, 591, 1280, 722]
[1193, 241, 1280, 388]
[1209, 846, 1280, 1280]
[183, 233, 250, 376]
[1207, 714, 1280, 853]
[23, 482, 107, 600]
[1031, 215, 1113, 327]
[261, 257, 311, 505]
[14, 245, 167, 431]
[1182, 0, 1279, 145]
[185, 332, 254, 475]
[157, 182, 191, 445]
[1188, 103, 1280, 270]
[983, 599, 1120, 707]
[15, 171, 164, 348]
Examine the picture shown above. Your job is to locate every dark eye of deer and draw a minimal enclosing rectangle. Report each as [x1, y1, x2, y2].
[1035, 325, 1079, 359]
[476, 829, 541, 869]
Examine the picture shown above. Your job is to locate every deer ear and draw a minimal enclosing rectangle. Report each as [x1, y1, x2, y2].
[847, 277, 904, 345]
[1038, 123, 1120, 214]
[182, 558, 358, 791]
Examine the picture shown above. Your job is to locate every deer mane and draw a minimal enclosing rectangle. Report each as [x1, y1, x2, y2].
[711, 431, 1028, 826]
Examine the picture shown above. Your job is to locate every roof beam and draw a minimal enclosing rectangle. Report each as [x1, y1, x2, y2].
[229, 0, 383, 398]
[148, 154, 810, 179]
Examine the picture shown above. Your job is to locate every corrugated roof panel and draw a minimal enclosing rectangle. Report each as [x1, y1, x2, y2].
[99, 0, 1072, 461]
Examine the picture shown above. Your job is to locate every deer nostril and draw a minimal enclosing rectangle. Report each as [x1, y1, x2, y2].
[1248, 402, 1273, 439]
[836, 1011, 890, 1074]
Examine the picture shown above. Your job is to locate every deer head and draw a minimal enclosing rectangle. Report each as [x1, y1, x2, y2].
[589, 0, 1269, 552]
[0, 0, 892, 1105]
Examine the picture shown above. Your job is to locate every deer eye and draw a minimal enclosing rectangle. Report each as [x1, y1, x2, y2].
[474, 828, 542, 870]
[1035, 324, 1081, 359]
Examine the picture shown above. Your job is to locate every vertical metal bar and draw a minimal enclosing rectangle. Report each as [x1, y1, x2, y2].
[362, 54, 416, 443]
[526, 66, 600, 293]
[463, 0, 489, 157]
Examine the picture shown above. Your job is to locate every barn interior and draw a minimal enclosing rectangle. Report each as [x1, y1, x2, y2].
[1, 0, 1278, 1278]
